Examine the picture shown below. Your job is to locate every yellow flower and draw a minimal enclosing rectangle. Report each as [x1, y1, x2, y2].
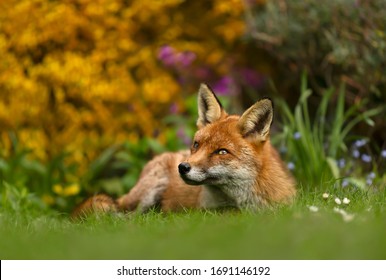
[52, 184, 64, 196]
[63, 183, 80, 197]
[52, 183, 80, 197]
[42, 194, 55, 205]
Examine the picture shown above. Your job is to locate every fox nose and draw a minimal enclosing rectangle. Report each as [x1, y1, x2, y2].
[178, 162, 191, 175]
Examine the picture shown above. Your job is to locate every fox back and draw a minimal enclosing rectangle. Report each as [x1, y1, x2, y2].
[73, 84, 296, 218]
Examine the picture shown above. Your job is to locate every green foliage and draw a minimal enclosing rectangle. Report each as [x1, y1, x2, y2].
[0, 133, 83, 210]
[246, 0, 386, 96]
[81, 139, 168, 197]
[275, 73, 385, 189]
[0, 134, 45, 190]
[0, 181, 45, 213]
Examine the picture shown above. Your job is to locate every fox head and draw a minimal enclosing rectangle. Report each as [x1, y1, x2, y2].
[178, 84, 274, 187]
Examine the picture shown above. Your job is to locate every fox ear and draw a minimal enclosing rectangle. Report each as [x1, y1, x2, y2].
[197, 84, 225, 128]
[238, 98, 273, 142]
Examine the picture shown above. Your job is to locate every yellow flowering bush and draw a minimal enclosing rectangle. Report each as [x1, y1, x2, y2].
[0, 0, 249, 159]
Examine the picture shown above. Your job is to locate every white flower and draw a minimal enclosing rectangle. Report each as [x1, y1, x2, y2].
[308, 206, 319, 212]
[335, 198, 342, 205]
[342, 197, 350, 205]
[334, 207, 355, 222]
[342, 213, 355, 222]
[322, 193, 329, 199]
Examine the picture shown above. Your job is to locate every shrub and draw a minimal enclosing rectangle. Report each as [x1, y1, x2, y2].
[275, 74, 385, 189]
[245, 0, 386, 96]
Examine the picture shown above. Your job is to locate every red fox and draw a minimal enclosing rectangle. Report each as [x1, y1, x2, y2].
[72, 84, 296, 218]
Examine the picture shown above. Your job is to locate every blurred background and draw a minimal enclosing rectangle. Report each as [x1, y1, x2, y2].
[0, 0, 385, 212]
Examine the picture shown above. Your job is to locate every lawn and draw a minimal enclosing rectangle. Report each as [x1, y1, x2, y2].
[1, 188, 385, 260]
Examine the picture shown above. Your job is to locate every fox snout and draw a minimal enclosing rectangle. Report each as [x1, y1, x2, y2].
[178, 162, 191, 175]
[178, 162, 203, 185]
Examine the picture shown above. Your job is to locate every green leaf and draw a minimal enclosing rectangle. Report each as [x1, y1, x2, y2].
[326, 157, 340, 179]
[347, 177, 367, 190]
[364, 117, 375, 127]
[0, 159, 9, 172]
[88, 145, 120, 180]
[97, 178, 125, 196]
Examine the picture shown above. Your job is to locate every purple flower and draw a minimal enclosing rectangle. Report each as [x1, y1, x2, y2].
[342, 179, 349, 188]
[158, 45, 176, 66]
[365, 174, 375, 187]
[169, 103, 178, 114]
[361, 154, 372, 163]
[212, 76, 237, 96]
[293, 132, 301, 140]
[352, 150, 360, 158]
[177, 52, 196, 67]
[337, 158, 345, 169]
[367, 172, 376, 179]
[381, 150, 386, 158]
[354, 139, 367, 148]
[287, 162, 295, 170]
[158, 45, 196, 68]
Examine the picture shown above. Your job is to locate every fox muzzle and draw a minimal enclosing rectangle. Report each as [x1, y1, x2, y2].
[178, 162, 191, 175]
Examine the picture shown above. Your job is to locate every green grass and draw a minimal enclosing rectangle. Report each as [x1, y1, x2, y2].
[1, 189, 385, 260]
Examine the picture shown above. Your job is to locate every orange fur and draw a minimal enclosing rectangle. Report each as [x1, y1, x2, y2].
[71, 194, 117, 219]
[72, 84, 296, 218]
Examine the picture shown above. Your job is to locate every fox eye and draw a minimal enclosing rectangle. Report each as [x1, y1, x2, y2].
[192, 141, 199, 149]
[216, 149, 228, 155]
